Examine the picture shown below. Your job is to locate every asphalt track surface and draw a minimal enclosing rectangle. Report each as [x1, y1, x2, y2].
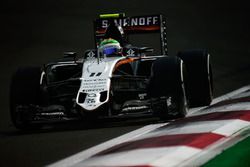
[0, 0, 250, 166]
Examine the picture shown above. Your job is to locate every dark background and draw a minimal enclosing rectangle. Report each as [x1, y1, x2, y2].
[1, 0, 250, 166]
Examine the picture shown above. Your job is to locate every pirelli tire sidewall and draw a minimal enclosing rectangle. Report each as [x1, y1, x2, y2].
[10, 67, 42, 130]
[148, 56, 188, 119]
[177, 50, 213, 107]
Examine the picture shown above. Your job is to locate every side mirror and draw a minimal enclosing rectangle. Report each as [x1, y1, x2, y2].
[139, 47, 154, 53]
[63, 52, 77, 59]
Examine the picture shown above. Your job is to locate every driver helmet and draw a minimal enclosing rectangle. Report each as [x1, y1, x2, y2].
[98, 38, 122, 56]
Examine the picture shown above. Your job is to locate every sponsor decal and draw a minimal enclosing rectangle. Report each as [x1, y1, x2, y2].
[40, 112, 64, 116]
[83, 78, 107, 82]
[84, 88, 105, 93]
[82, 78, 107, 92]
[99, 15, 160, 29]
[87, 104, 96, 107]
[127, 49, 135, 57]
[122, 106, 149, 112]
[88, 93, 97, 97]
[87, 51, 95, 59]
[89, 73, 95, 77]
[89, 72, 102, 77]
[96, 72, 102, 76]
[86, 99, 95, 104]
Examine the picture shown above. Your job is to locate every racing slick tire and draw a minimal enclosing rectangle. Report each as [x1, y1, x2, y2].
[10, 67, 42, 130]
[148, 56, 188, 120]
[177, 50, 213, 107]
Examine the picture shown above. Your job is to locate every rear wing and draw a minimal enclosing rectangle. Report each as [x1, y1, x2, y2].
[94, 14, 168, 55]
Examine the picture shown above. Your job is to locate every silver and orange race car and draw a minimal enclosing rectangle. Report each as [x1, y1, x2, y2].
[10, 13, 213, 130]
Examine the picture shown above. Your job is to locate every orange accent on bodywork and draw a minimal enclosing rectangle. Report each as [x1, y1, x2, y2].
[96, 25, 160, 34]
[114, 57, 137, 70]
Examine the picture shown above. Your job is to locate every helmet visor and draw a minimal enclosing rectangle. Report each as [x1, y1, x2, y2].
[103, 47, 119, 55]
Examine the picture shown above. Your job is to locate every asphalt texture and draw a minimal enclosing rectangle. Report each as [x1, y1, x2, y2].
[1, 0, 250, 166]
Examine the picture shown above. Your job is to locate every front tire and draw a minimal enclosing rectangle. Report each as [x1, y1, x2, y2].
[178, 50, 213, 107]
[148, 56, 188, 120]
[10, 67, 42, 130]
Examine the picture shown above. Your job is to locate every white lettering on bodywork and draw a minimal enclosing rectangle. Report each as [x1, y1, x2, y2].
[101, 16, 159, 28]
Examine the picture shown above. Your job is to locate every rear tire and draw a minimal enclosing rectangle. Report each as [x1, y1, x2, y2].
[178, 50, 213, 107]
[148, 56, 188, 120]
[10, 67, 42, 130]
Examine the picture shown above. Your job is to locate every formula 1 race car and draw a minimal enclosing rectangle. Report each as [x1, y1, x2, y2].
[10, 13, 213, 129]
